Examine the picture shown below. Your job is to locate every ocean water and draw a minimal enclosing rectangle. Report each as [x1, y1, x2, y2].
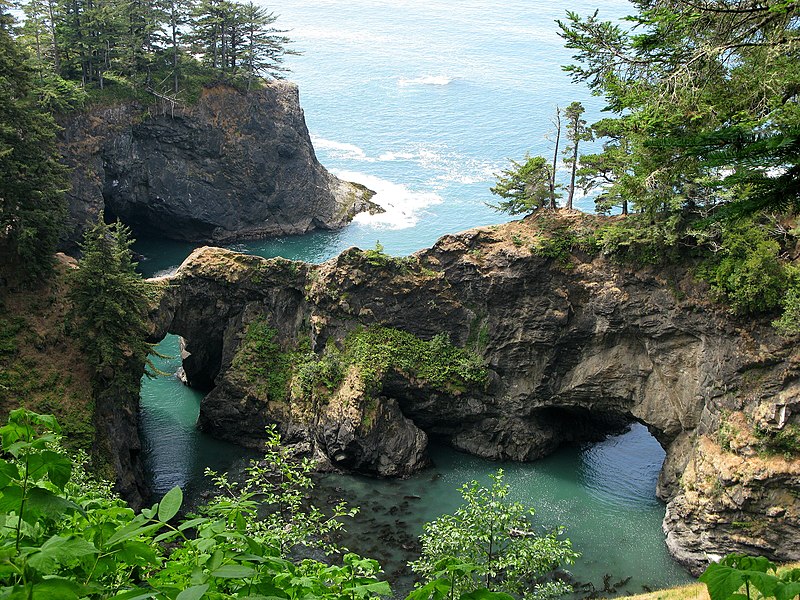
[138, 0, 694, 595]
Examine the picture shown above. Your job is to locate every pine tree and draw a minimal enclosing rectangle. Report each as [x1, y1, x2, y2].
[563, 101, 591, 210]
[489, 155, 556, 215]
[0, 5, 67, 278]
[69, 217, 155, 384]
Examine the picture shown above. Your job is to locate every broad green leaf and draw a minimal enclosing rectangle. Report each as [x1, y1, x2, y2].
[775, 581, 800, 600]
[178, 517, 207, 531]
[27, 535, 98, 573]
[0, 486, 23, 515]
[352, 580, 393, 597]
[106, 521, 164, 547]
[176, 584, 209, 600]
[211, 564, 257, 579]
[158, 486, 183, 522]
[34, 413, 61, 433]
[153, 529, 181, 543]
[43, 451, 72, 490]
[701, 564, 746, 600]
[26, 487, 82, 520]
[29, 577, 84, 600]
[117, 540, 158, 566]
[0, 460, 20, 489]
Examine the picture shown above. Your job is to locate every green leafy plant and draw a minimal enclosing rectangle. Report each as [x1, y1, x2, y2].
[0, 408, 392, 600]
[700, 554, 800, 600]
[409, 470, 578, 600]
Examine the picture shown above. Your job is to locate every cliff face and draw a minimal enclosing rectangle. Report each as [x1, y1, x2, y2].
[58, 82, 376, 252]
[151, 214, 800, 575]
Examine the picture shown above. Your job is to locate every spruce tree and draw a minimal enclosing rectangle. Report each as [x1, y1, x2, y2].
[0, 4, 67, 278]
[69, 217, 154, 385]
[489, 155, 556, 215]
[563, 101, 591, 210]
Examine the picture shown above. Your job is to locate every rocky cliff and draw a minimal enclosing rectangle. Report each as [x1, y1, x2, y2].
[150, 212, 799, 575]
[57, 82, 377, 252]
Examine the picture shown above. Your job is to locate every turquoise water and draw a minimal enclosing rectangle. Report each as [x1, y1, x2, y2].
[138, 0, 694, 595]
[141, 334, 691, 595]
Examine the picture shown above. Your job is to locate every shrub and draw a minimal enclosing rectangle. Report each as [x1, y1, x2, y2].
[409, 470, 578, 600]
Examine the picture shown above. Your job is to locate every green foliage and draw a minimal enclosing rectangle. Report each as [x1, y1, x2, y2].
[562, 101, 592, 210]
[754, 424, 800, 458]
[594, 215, 682, 265]
[409, 470, 578, 600]
[343, 327, 488, 394]
[233, 323, 487, 408]
[773, 283, 800, 335]
[232, 319, 295, 402]
[558, 1, 800, 216]
[489, 155, 556, 215]
[531, 227, 580, 267]
[69, 217, 157, 385]
[8, 0, 296, 108]
[0, 409, 581, 600]
[699, 220, 790, 315]
[365, 240, 391, 267]
[0, 12, 67, 278]
[700, 554, 800, 600]
[0, 408, 392, 600]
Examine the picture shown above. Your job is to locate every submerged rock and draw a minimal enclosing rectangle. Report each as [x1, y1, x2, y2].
[58, 82, 378, 252]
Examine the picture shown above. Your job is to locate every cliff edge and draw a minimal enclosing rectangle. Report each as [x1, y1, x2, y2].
[58, 82, 378, 251]
[150, 212, 800, 575]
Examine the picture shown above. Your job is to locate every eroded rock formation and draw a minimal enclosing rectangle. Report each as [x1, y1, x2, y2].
[150, 213, 800, 575]
[57, 82, 377, 252]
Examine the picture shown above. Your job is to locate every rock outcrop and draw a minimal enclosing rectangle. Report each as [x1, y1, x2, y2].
[150, 213, 800, 575]
[57, 82, 377, 252]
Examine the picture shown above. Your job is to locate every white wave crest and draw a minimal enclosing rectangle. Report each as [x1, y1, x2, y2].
[311, 136, 374, 161]
[334, 170, 441, 230]
[377, 151, 415, 161]
[417, 147, 501, 185]
[398, 75, 454, 87]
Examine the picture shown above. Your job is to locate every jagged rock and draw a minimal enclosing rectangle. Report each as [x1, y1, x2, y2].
[57, 82, 378, 253]
[149, 212, 800, 571]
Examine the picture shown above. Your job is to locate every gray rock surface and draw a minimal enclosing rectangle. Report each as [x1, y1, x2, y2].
[57, 83, 377, 252]
[150, 213, 800, 574]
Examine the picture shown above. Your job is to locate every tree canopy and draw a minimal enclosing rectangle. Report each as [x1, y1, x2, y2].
[0, 5, 67, 278]
[558, 0, 800, 216]
[10, 0, 296, 102]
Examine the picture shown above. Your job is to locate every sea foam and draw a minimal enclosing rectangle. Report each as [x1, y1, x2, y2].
[334, 169, 441, 230]
[398, 75, 454, 86]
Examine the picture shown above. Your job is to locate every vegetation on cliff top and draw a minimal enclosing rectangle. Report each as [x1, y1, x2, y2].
[233, 319, 488, 408]
[12, 0, 296, 107]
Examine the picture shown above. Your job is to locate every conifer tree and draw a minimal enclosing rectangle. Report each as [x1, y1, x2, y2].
[489, 155, 556, 215]
[563, 101, 591, 210]
[0, 4, 67, 278]
[69, 217, 155, 384]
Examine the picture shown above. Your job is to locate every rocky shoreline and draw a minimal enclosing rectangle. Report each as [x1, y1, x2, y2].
[146, 212, 799, 574]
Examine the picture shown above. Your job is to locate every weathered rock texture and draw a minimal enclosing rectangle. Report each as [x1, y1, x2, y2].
[57, 82, 377, 252]
[150, 213, 800, 575]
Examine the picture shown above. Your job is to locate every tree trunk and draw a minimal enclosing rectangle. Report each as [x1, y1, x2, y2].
[549, 107, 561, 210]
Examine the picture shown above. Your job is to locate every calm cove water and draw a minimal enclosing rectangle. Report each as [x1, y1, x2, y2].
[138, 0, 694, 595]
